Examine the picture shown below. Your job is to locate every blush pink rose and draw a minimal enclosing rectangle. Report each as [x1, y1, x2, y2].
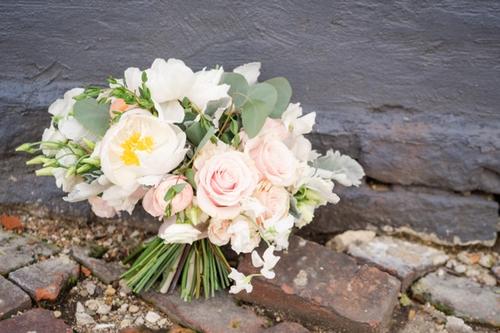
[195, 151, 258, 219]
[254, 183, 290, 226]
[142, 175, 193, 218]
[108, 98, 131, 118]
[89, 196, 117, 218]
[207, 219, 232, 246]
[245, 136, 298, 186]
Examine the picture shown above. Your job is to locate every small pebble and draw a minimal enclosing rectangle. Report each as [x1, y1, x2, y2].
[157, 318, 168, 327]
[97, 303, 111, 315]
[465, 267, 480, 278]
[53, 310, 62, 318]
[79, 289, 88, 297]
[135, 316, 145, 326]
[76, 312, 95, 326]
[145, 311, 161, 324]
[492, 266, 500, 280]
[85, 282, 96, 296]
[479, 273, 497, 286]
[120, 319, 132, 329]
[432, 254, 449, 266]
[104, 286, 116, 296]
[479, 254, 495, 268]
[76, 302, 85, 313]
[129, 304, 140, 313]
[85, 299, 99, 312]
[454, 264, 466, 274]
[118, 303, 129, 313]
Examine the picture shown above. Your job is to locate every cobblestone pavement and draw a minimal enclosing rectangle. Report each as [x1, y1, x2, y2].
[0, 208, 498, 333]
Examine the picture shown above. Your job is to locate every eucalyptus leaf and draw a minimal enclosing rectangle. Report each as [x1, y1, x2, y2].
[241, 82, 278, 138]
[186, 122, 206, 146]
[221, 73, 248, 107]
[205, 98, 230, 117]
[184, 168, 197, 190]
[164, 183, 187, 202]
[266, 77, 292, 118]
[197, 126, 216, 150]
[73, 98, 110, 137]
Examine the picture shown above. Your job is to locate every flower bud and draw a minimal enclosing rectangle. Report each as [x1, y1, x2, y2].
[35, 167, 54, 176]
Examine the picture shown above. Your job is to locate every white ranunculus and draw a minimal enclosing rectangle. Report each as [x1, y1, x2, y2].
[281, 103, 316, 136]
[99, 110, 187, 190]
[227, 216, 261, 254]
[158, 218, 202, 244]
[233, 62, 261, 85]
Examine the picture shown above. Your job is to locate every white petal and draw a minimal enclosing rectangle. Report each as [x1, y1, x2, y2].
[124, 67, 142, 93]
[251, 251, 265, 268]
[155, 100, 185, 123]
[233, 62, 261, 85]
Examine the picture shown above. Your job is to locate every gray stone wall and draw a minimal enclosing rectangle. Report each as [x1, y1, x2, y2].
[1, 0, 499, 245]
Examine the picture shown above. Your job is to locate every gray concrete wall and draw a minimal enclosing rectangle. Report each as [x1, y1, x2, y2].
[1, 0, 499, 244]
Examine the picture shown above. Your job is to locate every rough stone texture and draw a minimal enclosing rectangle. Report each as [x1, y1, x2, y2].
[71, 246, 125, 284]
[0, 275, 31, 319]
[304, 183, 499, 246]
[326, 230, 376, 252]
[0, 229, 59, 275]
[411, 272, 500, 327]
[0, 308, 71, 333]
[347, 236, 448, 290]
[141, 290, 267, 333]
[236, 236, 401, 332]
[265, 322, 310, 333]
[9, 256, 80, 302]
[0, 0, 499, 240]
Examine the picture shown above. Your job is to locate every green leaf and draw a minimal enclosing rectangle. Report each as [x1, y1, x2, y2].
[186, 122, 206, 146]
[184, 168, 197, 190]
[164, 183, 187, 202]
[197, 126, 216, 150]
[241, 82, 277, 138]
[73, 98, 111, 137]
[221, 73, 248, 107]
[266, 77, 292, 118]
[205, 98, 230, 117]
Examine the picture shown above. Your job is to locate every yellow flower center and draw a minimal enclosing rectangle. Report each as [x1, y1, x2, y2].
[120, 132, 154, 166]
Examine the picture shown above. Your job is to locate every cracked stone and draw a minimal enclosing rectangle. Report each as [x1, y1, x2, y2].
[236, 236, 401, 332]
[71, 246, 125, 284]
[8, 256, 79, 302]
[141, 290, 266, 333]
[325, 230, 376, 252]
[0, 229, 59, 275]
[0, 308, 71, 333]
[347, 236, 448, 290]
[0, 274, 31, 319]
[411, 271, 500, 327]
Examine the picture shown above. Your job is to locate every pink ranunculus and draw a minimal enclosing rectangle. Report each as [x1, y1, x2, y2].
[195, 150, 258, 219]
[142, 175, 193, 218]
[89, 196, 117, 218]
[244, 135, 298, 187]
[207, 219, 232, 246]
[254, 182, 290, 226]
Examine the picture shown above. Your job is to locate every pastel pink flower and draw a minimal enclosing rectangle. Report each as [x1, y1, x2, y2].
[245, 136, 298, 186]
[89, 196, 117, 218]
[207, 219, 232, 246]
[195, 151, 258, 219]
[142, 175, 193, 218]
[253, 182, 290, 226]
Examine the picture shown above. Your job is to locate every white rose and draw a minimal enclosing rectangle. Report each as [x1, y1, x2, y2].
[99, 110, 187, 190]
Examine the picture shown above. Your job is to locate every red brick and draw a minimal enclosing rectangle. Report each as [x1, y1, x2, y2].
[0, 308, 71, 333]
[236, 236, 401, 332]
[0, 214, 23, 231]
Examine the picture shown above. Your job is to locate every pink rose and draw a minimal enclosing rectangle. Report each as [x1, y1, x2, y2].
[195, 151, 258, 219]
[254, 182, 290, 226]
[207, 219, 232, 246]
[108, 98, 131, 118]
[89, 196, 117, 218]
[245, 136, 298, 186]
[142, 175, 193, 218]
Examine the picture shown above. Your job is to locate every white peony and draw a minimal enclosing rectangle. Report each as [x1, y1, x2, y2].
[99, 110, 187, 190]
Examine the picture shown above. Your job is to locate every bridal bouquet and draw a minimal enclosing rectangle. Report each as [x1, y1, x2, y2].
[17, 58, 364, 300]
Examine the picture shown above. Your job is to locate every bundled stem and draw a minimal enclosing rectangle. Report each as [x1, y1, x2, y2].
[121, 237, 231, 300]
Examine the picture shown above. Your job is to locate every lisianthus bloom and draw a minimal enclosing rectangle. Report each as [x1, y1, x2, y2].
[195, 145, 258, 219]
[99, 110, 187, 190]
[158, 217, 204, 244]
[142, 175, 193, 219]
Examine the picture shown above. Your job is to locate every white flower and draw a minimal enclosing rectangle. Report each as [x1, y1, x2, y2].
[228, 268, 253, 294]
[100, 184, 146, 214]
[48, 88, 97, 143]
[64, 175, 110, 202]
[52, 168, 81, 193]
[99, 110, 187, 190]
[41, 126, 65, 156]
[261, 215, 295, 250]
[158, 218, 202, 244]
[142, 58, 230, 123]
[251, 245, 280, 279]
[313, 150, 365, 187]
[233, 62, 261, 85]
[281, 103, 315, 136]
[227, 216, 261, 254]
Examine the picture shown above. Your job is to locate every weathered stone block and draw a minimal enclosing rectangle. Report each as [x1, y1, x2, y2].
[0, 229, 59, 275]
[305, 183, 498, 246]
[264, 322, 310, 333]
[347, 236, 448, 290]
[9, 256, 79, 302]
[236, 236, 401, 332]
[0, 308, 71, 333]
[71, 246, 125, 284]
[412, 272, 500, 327]
[141, 290, 267, 333]
[0, 275, 31, 319]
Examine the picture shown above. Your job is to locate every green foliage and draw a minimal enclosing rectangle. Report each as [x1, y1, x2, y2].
[266, 77, 292, 118]
[221, 73, 248, 108]
[73, 98, 110, 137]
[241, 82, 277, 138]
[74, 86, 103, 101]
